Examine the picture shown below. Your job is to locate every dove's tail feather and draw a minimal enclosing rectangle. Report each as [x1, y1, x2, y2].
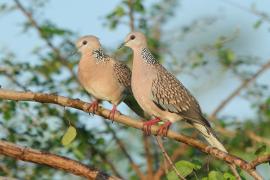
[189, 118, 241, 179]
[185, 115, 227, 152]
[191, 122, 227, 152]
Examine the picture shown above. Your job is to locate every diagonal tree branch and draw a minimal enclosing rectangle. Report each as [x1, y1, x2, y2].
[221, 0, 270, 23]
[154, 139, 191, 179]
[103, 121, 144, 179]
[0, 88, 267, 179]
[127, 0, 135, 31]
[155, 136, 186, 180]
[143, 135, 154, 179]
[211, 60, 270, 118]
[0, 140, 119, 180]
[248, 154, 270, 170]
[90, 146, 123, 178]
[13, 0, 77, 80]
[216, 125, 270, 146]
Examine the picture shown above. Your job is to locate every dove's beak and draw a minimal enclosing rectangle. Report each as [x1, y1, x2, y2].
[69, 49, 78, 57]
[118, 42, 126, 49]
[118, 39, 131, 49]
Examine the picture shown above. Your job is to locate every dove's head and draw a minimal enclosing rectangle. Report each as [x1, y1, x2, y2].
[76, 35, 101, 53]
[122, 31, 147, 49]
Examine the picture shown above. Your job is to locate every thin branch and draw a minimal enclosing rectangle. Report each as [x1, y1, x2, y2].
[248, 154, 270, 169]
[103, 122, 144, 179]
[4, 73, 28, 91]
[13, 0, 77, 80]
[0, 177, 18, 180]
[0, 140, 119, 180]
[0, 163, 11, 176]
[155, 137, 186, 180]
[154, 140, 190, 179]
[221, 0, 270, 23]
[0, 69, 28, 91]
[95, 149, 123, 178]
[216, 125, 270, 146]
[0, 88, 266, 179]
[246, 131, 270, 146]
[211, 60, 270, 118]
[143, 135, 154, 179]
[127, 0, 135, 31]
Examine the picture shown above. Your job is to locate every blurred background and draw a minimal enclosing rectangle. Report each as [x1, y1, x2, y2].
[0, 0, 269, 179]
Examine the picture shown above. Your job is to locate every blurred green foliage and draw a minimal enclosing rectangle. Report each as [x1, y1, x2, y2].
[0, 0, 269, 179]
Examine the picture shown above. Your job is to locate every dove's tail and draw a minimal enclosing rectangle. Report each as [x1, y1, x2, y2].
[189, 118, 241, 179]
[191, 121, 227, 152]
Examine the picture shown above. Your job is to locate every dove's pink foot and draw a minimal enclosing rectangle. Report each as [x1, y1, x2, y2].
[108, 105, 119, 122]
[157, 121, 172, 136]
[88, 100, 99, 114]
[143, 117, 161, 135]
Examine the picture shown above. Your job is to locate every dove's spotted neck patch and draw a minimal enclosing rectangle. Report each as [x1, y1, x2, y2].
[141, 48, 157, 65]
[92, 48, 109, 63]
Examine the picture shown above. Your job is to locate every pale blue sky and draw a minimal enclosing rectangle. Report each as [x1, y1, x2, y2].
[0, 0, 270, 119]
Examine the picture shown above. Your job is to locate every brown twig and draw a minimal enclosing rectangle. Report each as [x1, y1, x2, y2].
[221, 0, 270, 23]
[13, 0, 77, 80]
[3, 73, 28, 91]
[0, 68, 28, 91]
[155, 136, 186, 180]
[127, 0, 135, 31]
[246, 131, 270, 146]
[143, 135, 154, 179]
[154, 144, 189, 179]
[0, 140, 120, 180]
[0, 164, 11, 176]
[104, 122, 144, 179]
[155, 133, 193, 179]
[94, 149, 123, 178]
[211, 60, 270, 118]
[216, 126, 270, 146]
[248, 154, 270, 170]
[0, 88, 266, 179]
[0, 177, 18, 180]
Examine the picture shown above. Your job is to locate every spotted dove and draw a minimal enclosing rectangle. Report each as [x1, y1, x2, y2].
[121, 32, 227, 152]
[76, 35, 144, 120]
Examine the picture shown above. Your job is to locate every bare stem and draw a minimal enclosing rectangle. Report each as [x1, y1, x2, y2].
[104, 122, 144, 179]
[155, 136, 186, 180]
[211, 60, 270, 118]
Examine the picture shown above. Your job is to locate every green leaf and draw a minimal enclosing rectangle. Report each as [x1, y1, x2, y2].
[134, 0, 144, 12]
[166, 170, 178, 180]
[223, 172, 236, 180]
[253, 20, 262, 29]
[109, 19, 119, 29]
[219, 48, 236, 66]
[166, 160, 201, 179]
[61, 126, 77, 146]
[214, 36, 226, 48]
[39, 22, 72, 39]
[3, 110, 12, 121]
[115, 6, 125, 17]
[208, 171, 224, 180]
[255, 144, 267, 155]
[226, 49, 235, 62]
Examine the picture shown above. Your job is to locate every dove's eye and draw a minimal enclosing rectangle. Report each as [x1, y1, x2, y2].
[130, 35, 135, 40]
[82, 40, 88, 45]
